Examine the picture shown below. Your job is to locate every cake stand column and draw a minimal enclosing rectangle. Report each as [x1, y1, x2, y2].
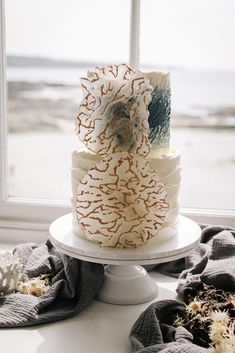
[95, 264, 158, 305]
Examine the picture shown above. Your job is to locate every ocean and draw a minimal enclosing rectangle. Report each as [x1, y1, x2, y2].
[6, 65, 235, 211]
[6, 66, 235, 125]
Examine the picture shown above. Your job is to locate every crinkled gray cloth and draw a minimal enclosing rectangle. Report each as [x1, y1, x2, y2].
[0, 240, 104, 327]
[130, 300, 208, 353]
[130, 224, 235, 353]
[156, 224, 235, 299]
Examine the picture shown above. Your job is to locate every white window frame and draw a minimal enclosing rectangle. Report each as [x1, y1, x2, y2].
[0, 0, 234, 242]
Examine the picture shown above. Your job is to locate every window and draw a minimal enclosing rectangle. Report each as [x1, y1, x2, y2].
[140, 0, 235, 213]
[5, 0, 130, 201]
[0, 0, 235, 235]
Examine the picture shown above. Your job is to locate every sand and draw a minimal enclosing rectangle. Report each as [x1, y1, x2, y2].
[6, 72, 235, 211]
[8, 128, 235, 211]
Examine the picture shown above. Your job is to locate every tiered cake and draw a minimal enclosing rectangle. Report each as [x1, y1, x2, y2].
[71, 64, 181, 248]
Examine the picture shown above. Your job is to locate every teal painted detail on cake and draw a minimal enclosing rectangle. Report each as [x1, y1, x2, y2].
[148, 87, 171, 148]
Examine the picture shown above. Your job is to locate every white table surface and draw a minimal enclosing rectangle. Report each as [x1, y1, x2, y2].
[0, 243, 178, 353]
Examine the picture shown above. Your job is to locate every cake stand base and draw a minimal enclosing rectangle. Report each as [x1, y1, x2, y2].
[96, 265, 158, 305]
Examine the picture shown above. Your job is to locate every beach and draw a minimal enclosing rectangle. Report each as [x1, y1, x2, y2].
[7, 67, 235, 132]
[8, 128, 235, 211]
[6, 66, 235, 211]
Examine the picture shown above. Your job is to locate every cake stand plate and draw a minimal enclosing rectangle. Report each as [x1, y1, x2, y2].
[49, 214, 201, 305]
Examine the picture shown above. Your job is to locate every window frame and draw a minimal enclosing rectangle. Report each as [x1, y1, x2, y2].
[0, 0, 234, 242]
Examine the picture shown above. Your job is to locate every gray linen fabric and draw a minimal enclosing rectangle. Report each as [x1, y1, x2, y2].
[130, 225, 235, 353]
[146, 225, 235, 296]
[0, 240, 104, 327]
[177, 225, 235, 300]
[130, 300, 208, 353]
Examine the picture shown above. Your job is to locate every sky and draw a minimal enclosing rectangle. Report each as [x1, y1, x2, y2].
[5, 0, 235, 71]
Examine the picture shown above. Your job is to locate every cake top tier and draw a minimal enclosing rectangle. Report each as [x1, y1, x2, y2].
[76, 64, 171, 155]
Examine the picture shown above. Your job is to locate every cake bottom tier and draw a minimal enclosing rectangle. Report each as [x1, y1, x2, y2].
[70, 147, 181, 247]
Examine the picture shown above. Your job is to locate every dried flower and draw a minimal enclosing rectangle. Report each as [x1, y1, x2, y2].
[18, 276, 50, 297]
[211, 310, 230, 326]
[209, 310, 235, 353]
[230, 295, 235, 309]
[186, 298, 204, 315]
[209, 323, 227, 344]
[209, 343, 235, 353]
[173, 314, 185, 327]
[181, 283, 235, 349]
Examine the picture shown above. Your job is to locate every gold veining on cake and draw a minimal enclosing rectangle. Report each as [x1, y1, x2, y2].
[75, 152, 169, 248]
[76, 64, 153, 157]
[71, 64, 180, 248]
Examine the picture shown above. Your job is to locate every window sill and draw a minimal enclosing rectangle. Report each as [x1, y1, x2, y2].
[0, 208, 234, 245]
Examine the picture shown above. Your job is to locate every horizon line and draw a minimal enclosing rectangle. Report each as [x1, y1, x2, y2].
[6, 54, 235, 75]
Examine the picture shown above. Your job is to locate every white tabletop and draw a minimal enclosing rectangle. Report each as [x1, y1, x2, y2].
[0, 271, 178, 353]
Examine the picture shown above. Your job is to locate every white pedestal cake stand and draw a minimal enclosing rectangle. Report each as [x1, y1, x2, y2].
[49, 214, 201, 305]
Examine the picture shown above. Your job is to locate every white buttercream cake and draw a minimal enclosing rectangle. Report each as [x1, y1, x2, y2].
[71, 147, 181, 244]
[71, 64, 181, 248]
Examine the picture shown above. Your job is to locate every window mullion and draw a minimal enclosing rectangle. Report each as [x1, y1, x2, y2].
[129, 0, 140, 70]
[0, 0, 8, 202]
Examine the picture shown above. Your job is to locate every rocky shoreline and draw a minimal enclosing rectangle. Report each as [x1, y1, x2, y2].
[7, 81, 235, 133]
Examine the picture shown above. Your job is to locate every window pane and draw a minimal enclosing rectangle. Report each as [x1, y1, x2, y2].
[6, 0, 130, 200]
[140, 0, 235, 211]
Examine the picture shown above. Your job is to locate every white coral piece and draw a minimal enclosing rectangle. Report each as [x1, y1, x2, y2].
[0, 251, 21, 295]
[76, 64, 153, 157]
